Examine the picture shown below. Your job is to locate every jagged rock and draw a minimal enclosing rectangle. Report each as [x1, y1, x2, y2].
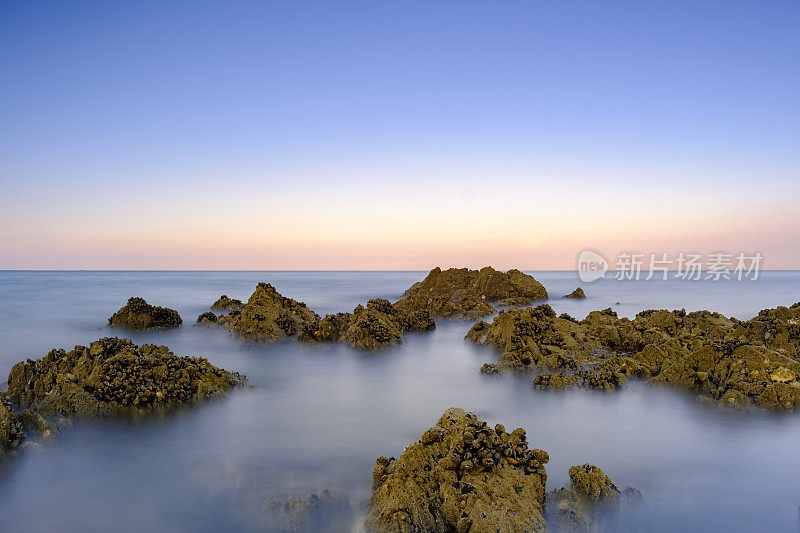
[108, 297, 182, 330]
[564, 288, 586, 299]
[394, 266, 548, 319]
[469, 302, 800, 410]
[299, 299, 435, 350]
[211, 295, 245, 311]
[364, 407, 548, 532]
[546, 464, 626, 531]
[5, 337, 244, 418]
[266, 490, 352, 532]
[222, 283, 319, 342]
[196, 311, 219, 326]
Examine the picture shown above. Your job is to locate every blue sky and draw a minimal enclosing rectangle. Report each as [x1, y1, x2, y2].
[1, 1, 798, 269]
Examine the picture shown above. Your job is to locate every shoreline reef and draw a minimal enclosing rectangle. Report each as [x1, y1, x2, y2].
[469, 302, 800, 410]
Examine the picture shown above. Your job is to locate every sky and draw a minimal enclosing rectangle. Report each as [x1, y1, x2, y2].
[1, 0, 798, 270]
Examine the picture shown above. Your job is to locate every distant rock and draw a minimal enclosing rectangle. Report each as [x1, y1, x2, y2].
[108, 297, 182, 330]
[564, 287, 586, 299]
[300, 298, 435, 350]
[364, 407, 549, 532]
[222, 283, 319, 342]
[6, 337, 243, 418]
[210, 294, 245, 311]
[394, 266, 548, 319]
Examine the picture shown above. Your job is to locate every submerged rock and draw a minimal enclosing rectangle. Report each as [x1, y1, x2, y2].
[222, 283, 319, 342]
[6, 337, 244, 418]
[564, 288, 586, 299]
[364, 407, 548, 532]
[469, 301, 800, 410]
[266, 490, 352, 532]
[300, 299, 435, 350]
[394, 266, 548, 319]
[211, 294, 245, 311]
[108, 297, 182, 330]
[546, 464, 627, 531]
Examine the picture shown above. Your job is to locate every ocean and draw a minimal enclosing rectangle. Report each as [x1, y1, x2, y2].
[1, 270, 799, 532]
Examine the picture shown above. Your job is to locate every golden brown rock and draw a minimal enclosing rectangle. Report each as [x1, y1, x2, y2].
[108, 297, 182, 330]
[364, 407, 548, 533]
[469, 302, 800, 410]
[222, 283, 318, 342]
[299, 299, 435, 350]
[395, 266, 548, 319]
[6, 337, 243, 418]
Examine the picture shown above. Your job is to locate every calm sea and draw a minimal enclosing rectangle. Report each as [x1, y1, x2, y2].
[1, 271, 799, 532]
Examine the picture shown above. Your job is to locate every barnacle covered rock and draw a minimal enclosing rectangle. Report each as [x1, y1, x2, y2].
[394, 266, 548, 319]
[300, 298, 435, 350]
[210, 294, 245, 311]
[0, 394, 24, 454]
[5, 337, 243, 418]
[108, 297, 182, 330]
[364, 407, 548, 532]
[222, 283, 319, 342]
[469, 301, 800, 410]
[546, 464, 627, 531]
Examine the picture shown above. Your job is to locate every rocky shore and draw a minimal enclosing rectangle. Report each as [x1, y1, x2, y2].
[394, 267, 548, 319]
[468, 302, 800, 410]
[5, 337, 244, 418]
[299, 298, 435, 350]
[365, 407, 633, 532]
[108, 297, 183, 330]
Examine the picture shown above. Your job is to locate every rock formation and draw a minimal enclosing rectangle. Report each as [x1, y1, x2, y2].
[564, 288, 586, 299]
[108, 297, 182, 330]
[211, 294, 245, 311]
[468, 302, 800, 410]
[220, 283, 319, 342]
[394, 267, 548, 319]
[6, 337, 243, 418]
[196, 311, 220, 326]
[546, 464, 630, 531]
[364, 407, 549, 532]
[299, 298, 435, 350]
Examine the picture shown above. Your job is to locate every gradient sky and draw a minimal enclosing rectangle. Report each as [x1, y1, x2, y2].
[1, 1, 798, 270]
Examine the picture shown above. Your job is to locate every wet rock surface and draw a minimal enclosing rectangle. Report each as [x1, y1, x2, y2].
[221, 283, 319, 342]
[299, 298, 435, 350]
[211, 294, 245, 311]
[468, 302, 800, 409]
[564, 288, 586, 299]
[394, 266, 548, 319]
[108, 297, 182, 330]
[5, 337, 243, 418]
[365, 407, 549, 532]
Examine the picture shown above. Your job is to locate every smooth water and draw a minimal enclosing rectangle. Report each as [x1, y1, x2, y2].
[1, 271, 800, 532]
